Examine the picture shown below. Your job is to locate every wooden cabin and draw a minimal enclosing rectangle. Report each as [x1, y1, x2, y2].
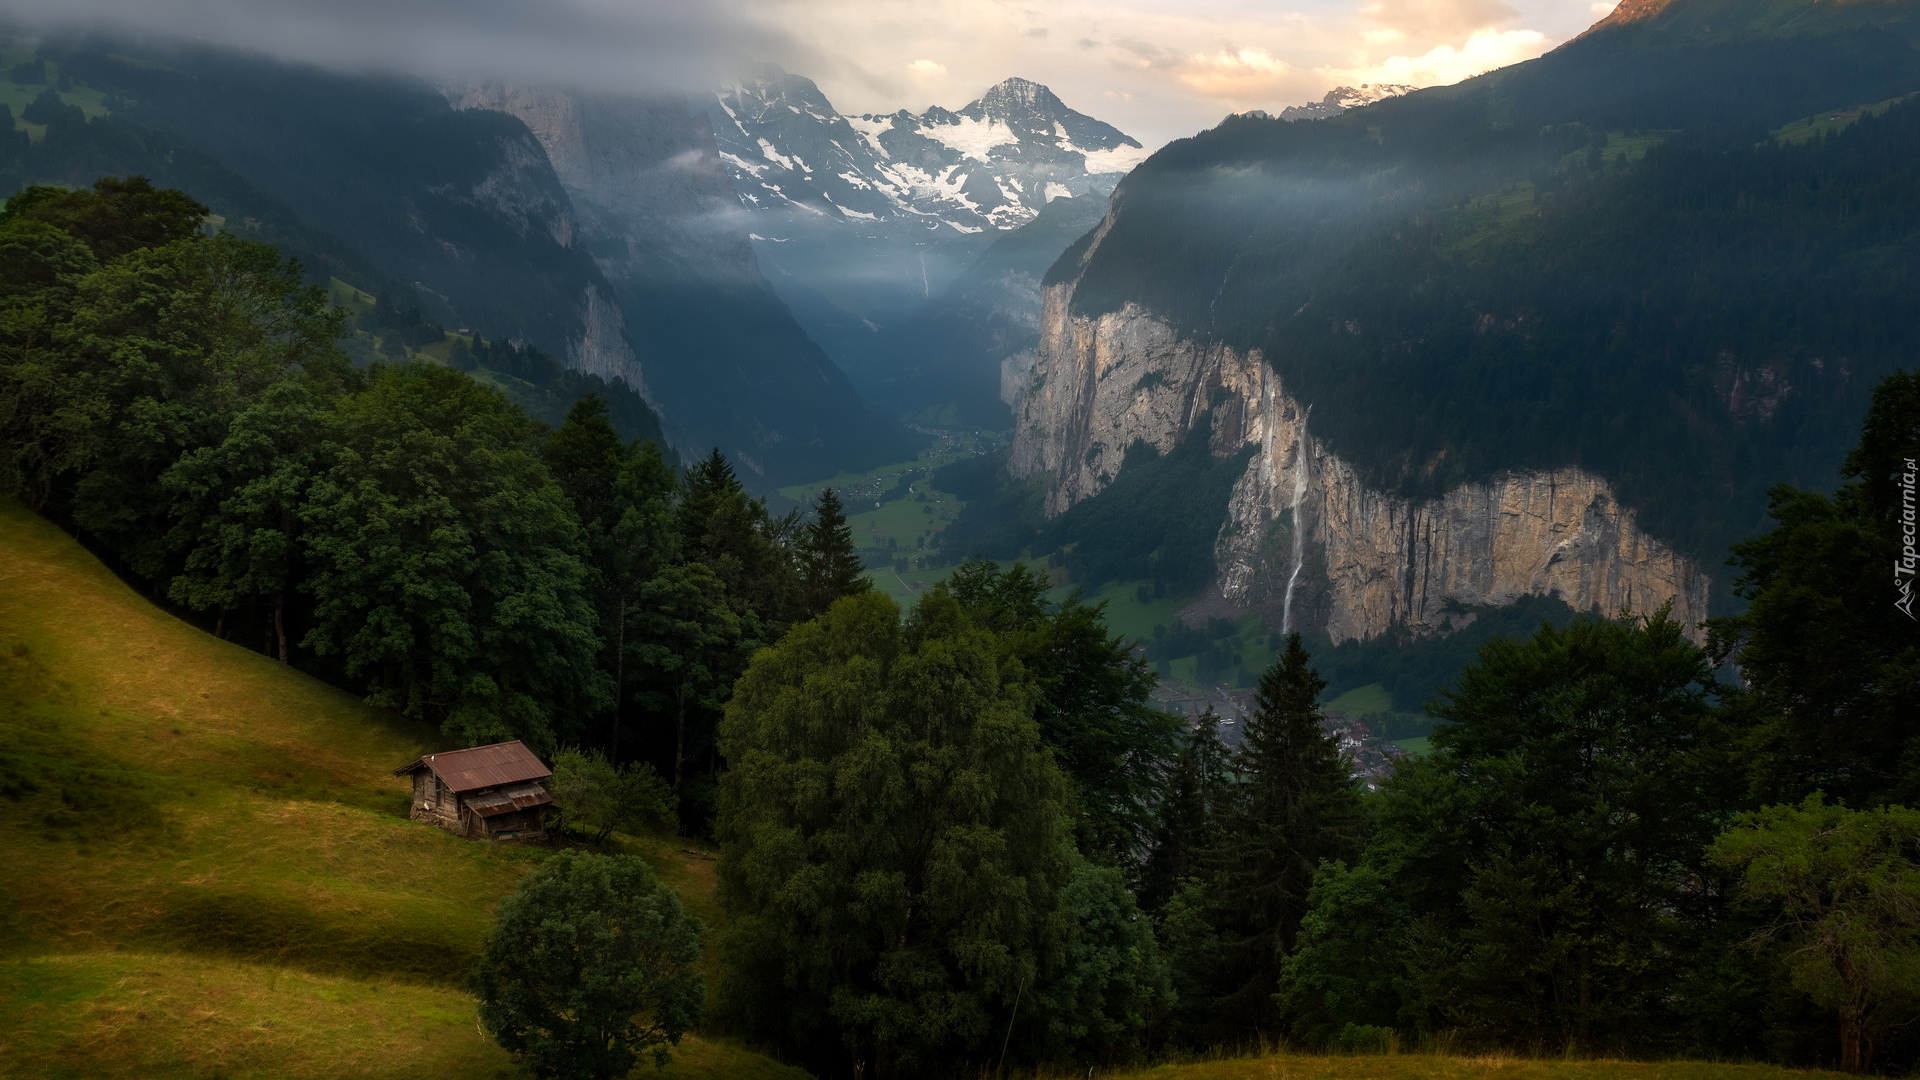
[394, 740, 554, 841]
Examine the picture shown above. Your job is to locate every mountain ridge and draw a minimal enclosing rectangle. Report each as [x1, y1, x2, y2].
[708, 65, 1146, 236]
[1001, 0, 1920, 638]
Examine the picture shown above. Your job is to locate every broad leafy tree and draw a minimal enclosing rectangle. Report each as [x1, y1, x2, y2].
[627, 561, 748, 802]
[946, 559, 1183, 871]
[160, 374, 348, 659]
[547, 747, 675, 844]
[1364, 609, 1740, 1049]
[1712, 370, 1920, 807]
[299, 363, 606, 748]
[472, 852, 705, 1080]
[543, 394, 678, 757]
[1710, 797, 1920, 1072]
[717, 588, 1160, 1076]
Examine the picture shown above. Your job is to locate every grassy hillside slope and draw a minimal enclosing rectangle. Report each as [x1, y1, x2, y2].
[0, 499, 806, 1080]
[1106, 1055, 1851, 1080]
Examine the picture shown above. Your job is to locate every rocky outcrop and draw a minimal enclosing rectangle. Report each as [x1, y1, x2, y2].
[1010, 290, 1709, 642]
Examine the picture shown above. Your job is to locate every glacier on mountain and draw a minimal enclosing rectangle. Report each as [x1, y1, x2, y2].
[702, 66, 1147, 236]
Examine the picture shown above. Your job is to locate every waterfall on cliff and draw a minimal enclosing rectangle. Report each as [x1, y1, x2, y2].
[1281, 442, 1309, 634]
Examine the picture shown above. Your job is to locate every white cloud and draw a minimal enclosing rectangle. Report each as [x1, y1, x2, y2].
[1359, 0, 1519, 42]
[0, 0, 1605, 148]
[1177, 46, 1290, 99]
[1325, 26, 1552, 87]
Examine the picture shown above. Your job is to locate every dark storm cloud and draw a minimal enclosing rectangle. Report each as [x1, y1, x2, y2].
[0, 0, 806, 92]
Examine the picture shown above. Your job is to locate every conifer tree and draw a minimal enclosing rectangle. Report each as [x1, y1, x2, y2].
[1198, 633, 1360, 1030]
[796, 486, 868, 619]
[1141, 707, 1231, 913]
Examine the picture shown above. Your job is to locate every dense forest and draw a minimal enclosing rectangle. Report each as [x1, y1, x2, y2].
[0, 177, 860, 829]
[5, 174, 1917, 1079]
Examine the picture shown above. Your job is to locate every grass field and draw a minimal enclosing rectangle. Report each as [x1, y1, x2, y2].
[0, 499, 805, 1080]
[1771, 95, 1910, 145]
[1100, 1054, 1849, 1080]
[1326, 684, 1394, 716]
[1, 48, 116, 144]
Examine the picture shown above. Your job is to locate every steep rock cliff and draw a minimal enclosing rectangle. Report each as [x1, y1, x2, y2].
[1010, 289, 1709, 642]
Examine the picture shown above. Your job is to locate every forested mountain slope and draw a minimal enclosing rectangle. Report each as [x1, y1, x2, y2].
[1005, 0, 1920, 634]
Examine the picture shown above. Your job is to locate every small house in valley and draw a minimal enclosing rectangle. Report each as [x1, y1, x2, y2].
[395, 740, 554, 841]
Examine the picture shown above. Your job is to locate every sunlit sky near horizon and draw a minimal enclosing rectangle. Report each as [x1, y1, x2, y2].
[1, 0, 1621, 146]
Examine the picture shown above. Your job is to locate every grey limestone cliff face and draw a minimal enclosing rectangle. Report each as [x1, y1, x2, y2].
[1010, 288, 1710, 642]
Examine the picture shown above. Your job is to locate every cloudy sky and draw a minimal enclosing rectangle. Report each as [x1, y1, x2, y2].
[1, 0, 1618, 146]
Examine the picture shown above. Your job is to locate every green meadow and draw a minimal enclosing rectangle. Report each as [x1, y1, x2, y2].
[0, 499, 803, 1080]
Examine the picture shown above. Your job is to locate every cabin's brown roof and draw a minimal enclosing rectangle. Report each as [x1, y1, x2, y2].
[394, 740, 552, 793]
[466, 782, 555, 818]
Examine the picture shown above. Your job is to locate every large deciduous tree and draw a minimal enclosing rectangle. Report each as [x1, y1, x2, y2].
[717, 588, 1161, 1077]
[946, 559, 1183, 872]
[298, 363, 605, 748]
[1355, 609, 1739, 1049]
[1710, 796, 1920, 1072]
[472, 852, 705, 1080]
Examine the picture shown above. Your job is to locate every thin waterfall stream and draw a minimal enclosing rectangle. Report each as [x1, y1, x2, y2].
[1281, 436, 1309, 634]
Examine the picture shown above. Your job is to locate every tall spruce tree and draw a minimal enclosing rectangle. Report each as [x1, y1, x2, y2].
[797, 486, 868, 619]
[1198, 634, 1360, 1031]
[543, 395, 677, 759]
[1141, 707, 1231, 913]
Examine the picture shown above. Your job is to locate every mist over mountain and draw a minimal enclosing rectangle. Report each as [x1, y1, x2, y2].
[0, 34, 916, 483]
[698, 66, 1149, 421]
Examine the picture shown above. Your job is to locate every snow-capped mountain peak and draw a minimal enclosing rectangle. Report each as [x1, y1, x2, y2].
[704, 67, 1149, 235]
[1277, 83, 1416, 121]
